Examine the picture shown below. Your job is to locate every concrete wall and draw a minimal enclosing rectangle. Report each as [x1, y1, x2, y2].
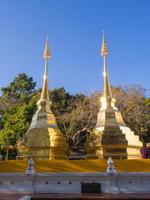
[0, 172, 150, 194]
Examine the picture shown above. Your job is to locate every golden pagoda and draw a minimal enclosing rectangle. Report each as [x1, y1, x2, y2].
[17, 38, 68, 160]
[86, 33, 142, 159]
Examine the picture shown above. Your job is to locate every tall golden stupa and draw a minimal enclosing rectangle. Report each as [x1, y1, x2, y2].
[86, 33, 142, 159]
[17, 39, 68, 160]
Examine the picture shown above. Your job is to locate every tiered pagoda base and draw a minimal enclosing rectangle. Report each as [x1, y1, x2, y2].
[100, 126, 127, 159]
[86, 101, 142, 159]
[17, 127, 68, 160]
[85, 129, 127, 160]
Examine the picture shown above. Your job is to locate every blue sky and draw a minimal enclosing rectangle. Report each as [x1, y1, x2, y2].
[0, 0, 149, 95]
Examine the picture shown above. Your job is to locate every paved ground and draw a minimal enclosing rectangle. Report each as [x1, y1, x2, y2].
[1, 193, 150, 200]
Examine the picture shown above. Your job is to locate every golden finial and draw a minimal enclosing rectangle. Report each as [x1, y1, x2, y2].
[37, 37, 51, 112]
[101, 32, 112, 100]
[44, 37, 51, 60]
[101, 31, 108, 56]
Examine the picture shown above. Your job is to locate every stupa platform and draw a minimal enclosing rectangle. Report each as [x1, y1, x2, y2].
[0, 159, 150, 173]
[0, 160, 150, 195]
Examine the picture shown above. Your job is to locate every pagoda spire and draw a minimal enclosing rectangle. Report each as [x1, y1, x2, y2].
[37, 37, 52, 112]
[101, 32, 112, 99]
[100, 32, 112, 109]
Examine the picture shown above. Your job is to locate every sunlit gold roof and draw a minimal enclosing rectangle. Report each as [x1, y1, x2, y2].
[0, 160, 149, 172]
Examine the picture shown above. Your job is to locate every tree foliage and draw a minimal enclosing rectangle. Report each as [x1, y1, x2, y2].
[57, 93, 99, 137]
[0, 73, 37, 145]
[112, 85, 150, 134]
[0, 73, 150, 146]
[1, 73, 36, 106]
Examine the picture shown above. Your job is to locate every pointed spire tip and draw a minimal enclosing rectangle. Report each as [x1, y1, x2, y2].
[101, 32, 108, 56]
[44, 36, 51, 60]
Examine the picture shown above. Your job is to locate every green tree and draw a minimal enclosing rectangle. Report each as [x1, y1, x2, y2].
[0, 103, 35, 144]
[0, 73, 37, 145]
[1, 73, 36, 104]
[50, 87, 74, 115]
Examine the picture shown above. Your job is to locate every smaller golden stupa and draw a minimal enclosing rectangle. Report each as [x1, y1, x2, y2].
[17, 38, 68, 160]
[86, 33, 142, 159]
